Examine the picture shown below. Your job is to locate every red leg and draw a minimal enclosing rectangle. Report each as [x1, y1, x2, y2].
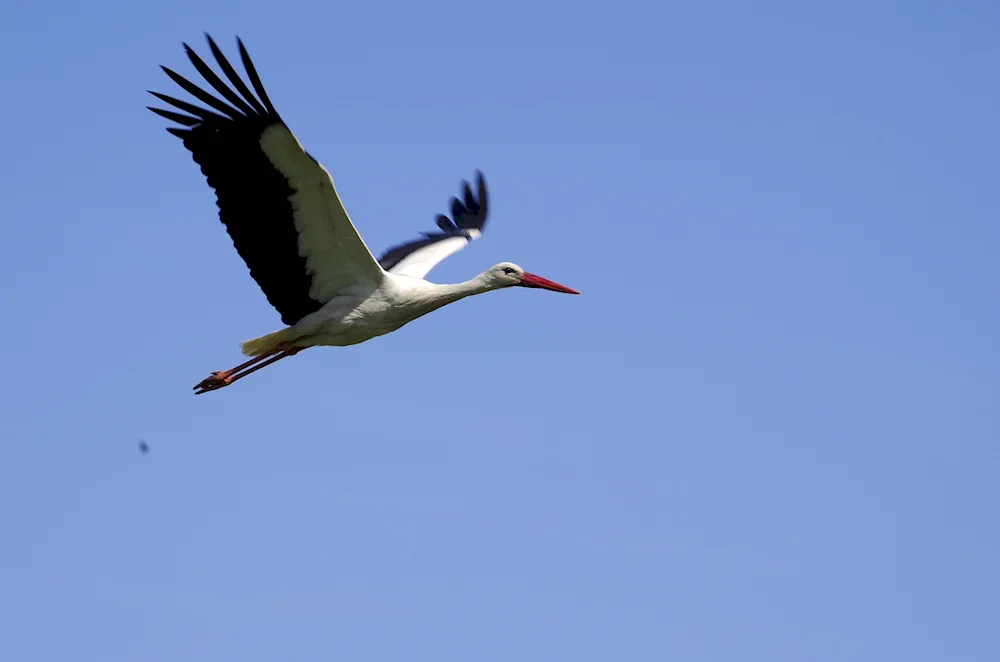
[194, 346, 304, 395]
[193, 353, 276, 389]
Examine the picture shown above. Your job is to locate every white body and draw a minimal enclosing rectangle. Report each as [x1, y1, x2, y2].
[283, 274, 490, 348]
[238, 126, 524, 357]
[238, 265, 524, 357]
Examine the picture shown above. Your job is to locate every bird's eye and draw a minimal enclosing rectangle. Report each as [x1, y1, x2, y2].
[503, 267, 516, 274]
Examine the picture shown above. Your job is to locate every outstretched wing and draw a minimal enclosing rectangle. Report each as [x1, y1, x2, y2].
[148, 34, 385, 326]
[378, 171, 489, 279]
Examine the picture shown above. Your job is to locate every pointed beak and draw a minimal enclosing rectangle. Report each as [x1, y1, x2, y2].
[519, 272, 580, 294]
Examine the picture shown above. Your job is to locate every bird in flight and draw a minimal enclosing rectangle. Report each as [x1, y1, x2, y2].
[148, 35, 579, 394]
[138, 440, 149, 454]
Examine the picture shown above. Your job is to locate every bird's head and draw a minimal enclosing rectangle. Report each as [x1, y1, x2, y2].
[484, 262, 579, 294]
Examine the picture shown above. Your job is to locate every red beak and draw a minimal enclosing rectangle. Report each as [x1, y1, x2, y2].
[519, 272, 580, 294]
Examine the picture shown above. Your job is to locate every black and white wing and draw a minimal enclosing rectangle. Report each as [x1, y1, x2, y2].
[378, 171, 489, 279]
[148, 34, 385, 326]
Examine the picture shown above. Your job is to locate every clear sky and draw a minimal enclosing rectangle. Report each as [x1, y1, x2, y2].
[1, 0, 997, 660]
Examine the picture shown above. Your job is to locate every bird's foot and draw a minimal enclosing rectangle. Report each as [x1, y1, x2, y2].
[193, 371, 234, 395]
[191, 346, 305, 395]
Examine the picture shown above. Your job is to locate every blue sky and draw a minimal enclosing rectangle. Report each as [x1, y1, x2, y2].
[1, 0, 998, 659]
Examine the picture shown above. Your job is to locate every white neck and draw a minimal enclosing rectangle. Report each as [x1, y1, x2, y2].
[399, 272, 497, 316]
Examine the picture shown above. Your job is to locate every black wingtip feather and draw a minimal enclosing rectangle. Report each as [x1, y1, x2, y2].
[160, 65, 243, 119]
[237, 37, 277, 115]
[435, 214, 457, 232]
[475, 170, 488, 217]
[148, 35, 287, 136]
[183, 41, 258, 117]
[462, 182, 475, 211]
[148, 90, 234, 126]
[447, 172, 488, 232]
[450, 198, 465, 223]
[205, 34, 269, 115]
[147, 106, 201, 126]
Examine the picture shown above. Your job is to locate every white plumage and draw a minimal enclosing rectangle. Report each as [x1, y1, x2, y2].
[148, 35, 578, 394]
[386, 230, 482, 280]
[257, 125, 384, 300]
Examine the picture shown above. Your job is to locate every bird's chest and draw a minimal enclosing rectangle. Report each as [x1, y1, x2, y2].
[305, 297, 408, 345]
[299, 281, 442, 346]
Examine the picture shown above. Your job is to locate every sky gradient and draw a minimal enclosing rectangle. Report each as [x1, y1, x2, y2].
[1, 1, 998, 660]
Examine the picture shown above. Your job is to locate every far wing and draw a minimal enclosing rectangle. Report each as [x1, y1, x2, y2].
[378, 172, 489, 280]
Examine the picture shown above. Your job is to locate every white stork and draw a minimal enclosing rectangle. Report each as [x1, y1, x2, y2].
[148, 35, 579, 394]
